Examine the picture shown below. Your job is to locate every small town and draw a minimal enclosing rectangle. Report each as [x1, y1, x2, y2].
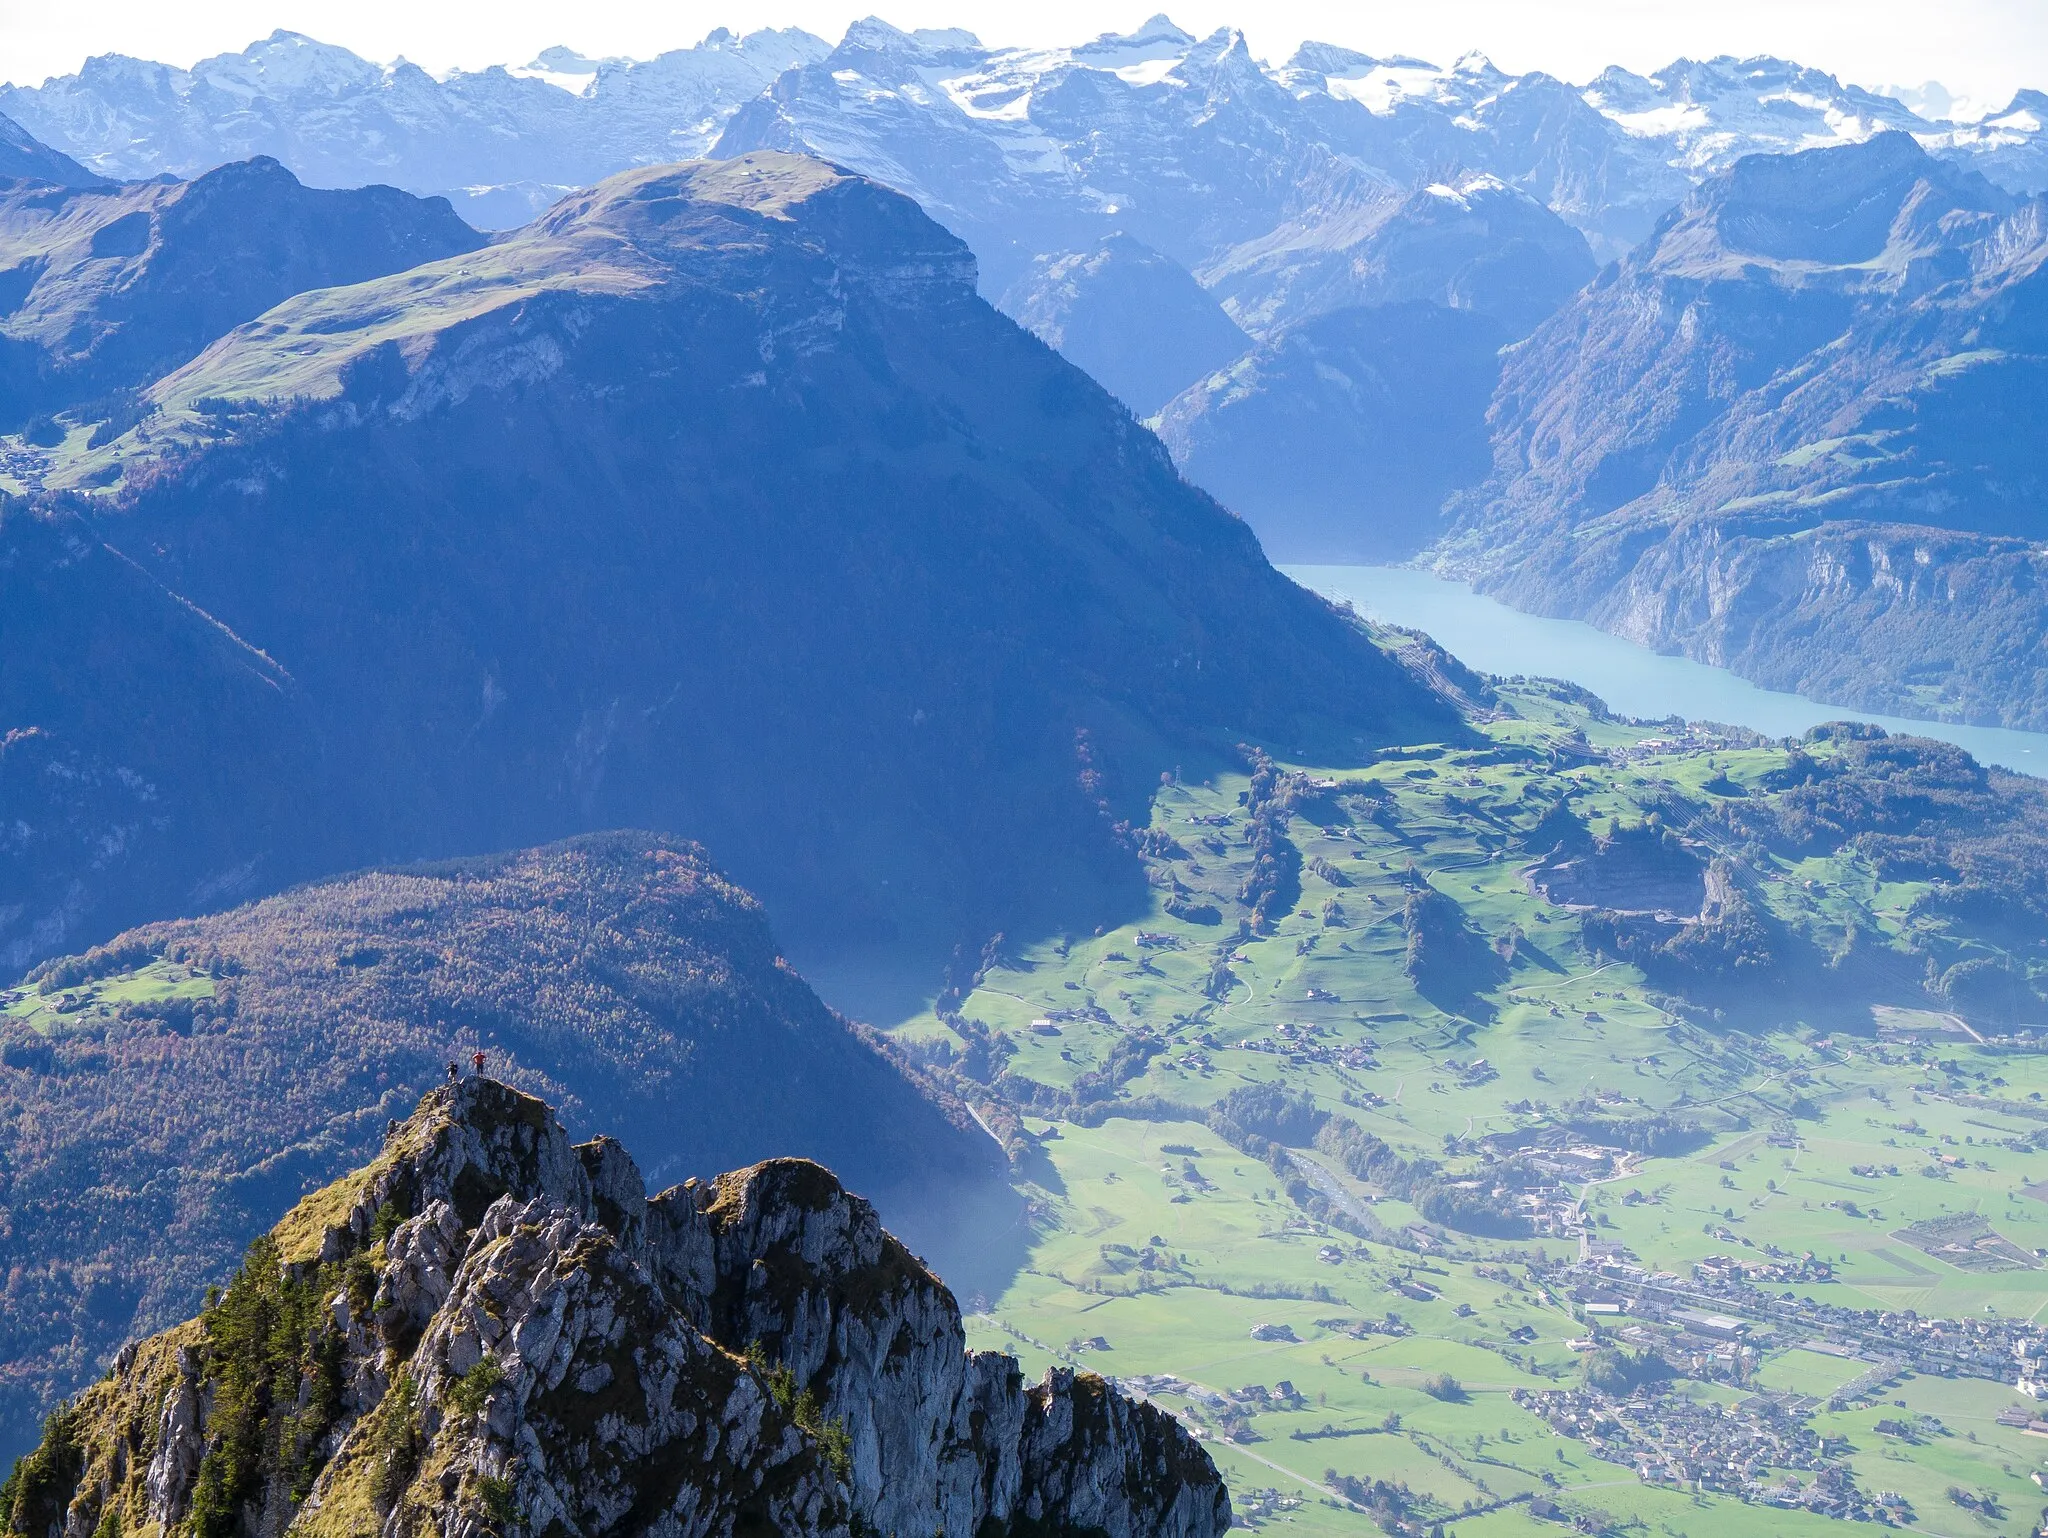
[1565, 1254, 2048, 1387]
[1513, 1383, 1904, 1523]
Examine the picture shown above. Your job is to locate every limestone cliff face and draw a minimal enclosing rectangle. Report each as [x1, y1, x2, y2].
[1, 1080, 1229, 1538]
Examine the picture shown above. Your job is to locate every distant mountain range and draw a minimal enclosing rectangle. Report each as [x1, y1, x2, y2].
[0, 28, 830, 229]
[7, 18, 2043, 266]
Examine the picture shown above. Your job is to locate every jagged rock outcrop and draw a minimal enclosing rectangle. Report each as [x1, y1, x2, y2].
[306, 1194, 852, 1538]
[0, 832, 1019, 1469]
[1, 1080, 1230, 1538]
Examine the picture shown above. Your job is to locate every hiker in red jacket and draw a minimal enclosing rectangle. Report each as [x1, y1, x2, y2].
[472, 1049, 487, 1076]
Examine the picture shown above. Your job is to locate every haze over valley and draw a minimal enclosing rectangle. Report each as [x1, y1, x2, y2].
[7, 10, 2048, 1538]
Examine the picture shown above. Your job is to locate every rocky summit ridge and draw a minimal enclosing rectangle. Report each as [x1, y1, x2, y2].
[1, 1078, 1228, 1538]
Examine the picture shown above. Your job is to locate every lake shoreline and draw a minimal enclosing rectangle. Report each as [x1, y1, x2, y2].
[1287, 563, 2048, 777]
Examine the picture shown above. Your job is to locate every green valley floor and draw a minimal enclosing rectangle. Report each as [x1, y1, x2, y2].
[864, 677, 2048, 1538]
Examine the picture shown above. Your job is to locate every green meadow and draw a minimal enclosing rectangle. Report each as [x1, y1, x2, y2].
[911, 680, 2048, 1536]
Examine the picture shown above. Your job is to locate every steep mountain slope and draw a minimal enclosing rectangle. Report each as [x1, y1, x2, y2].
[0, 28, 829, 227]
[0, 155, 483, 431]
[0, 114, 99, 188]
[1156, 302, 1507, 561]
[0, 1078, 1227, 1538]
[2, 151, 1456, 978]
[998, 233, 1249, 415]
[0, 833, 1013, 1465]
[1197, 168, 1595, 339]
[0, 506, 324, 974]
[1439, 133, 2048, 728]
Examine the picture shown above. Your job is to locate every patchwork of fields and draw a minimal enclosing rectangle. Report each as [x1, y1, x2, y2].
[886, 681, 2048, 1538]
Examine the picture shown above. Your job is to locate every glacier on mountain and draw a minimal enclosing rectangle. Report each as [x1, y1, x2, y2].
[4, 14, 2040, 269]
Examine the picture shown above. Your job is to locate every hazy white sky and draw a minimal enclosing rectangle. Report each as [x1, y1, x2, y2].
[1, 0, 2041, 110]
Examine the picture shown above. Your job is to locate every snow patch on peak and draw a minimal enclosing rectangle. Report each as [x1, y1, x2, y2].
[909, 27, 984, 50]
[1423, 170, 1512, 206]
[1604, 101, 1712, 139]
[198, 30, 384, 96]
[1574, 51, 1928, 175]
[1871, 79, 1969, 124]
[1321, 60, 1455, 115]
[1112, 57, 1186, 87]
[1280, 42, 1383, 77]
[511, 47, 612, 96]
[529, 47, 603, 75]
[837, 17, 983, 60]
[1075, 14, 1195, 60]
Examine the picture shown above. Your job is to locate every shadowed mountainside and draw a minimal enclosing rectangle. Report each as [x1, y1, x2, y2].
[0, 113, 100, 190]
[998, 232, 1250, 417]
[1156, 301, 1508, 562]
[0, 831, 1020, 1466]
[2, 151, 1459, 981]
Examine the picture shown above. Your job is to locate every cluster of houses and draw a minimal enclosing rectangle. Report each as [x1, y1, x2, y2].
[1514, 1384, 1903, 1522]
[1562, 1252, 2048, 1390]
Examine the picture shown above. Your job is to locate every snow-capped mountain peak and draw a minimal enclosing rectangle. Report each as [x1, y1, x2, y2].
[510, 47, 615, 96]
[196, 29, 386, 99]
[836, 17, 986, 64]
[1074, 15, 1198, 59]
[1423, 170, 1512, 206]
[2, 18, 2042, 266]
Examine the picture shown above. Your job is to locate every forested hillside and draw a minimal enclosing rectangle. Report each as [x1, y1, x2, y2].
[0, 832, 1010, 1464]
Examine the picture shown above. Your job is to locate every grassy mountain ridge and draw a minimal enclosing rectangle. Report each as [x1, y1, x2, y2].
[3, 150, 1457, 979]
[0, 156, 482, 437]
[0, 830, 1010, 1466]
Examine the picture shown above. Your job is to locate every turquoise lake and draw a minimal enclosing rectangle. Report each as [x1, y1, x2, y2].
[1287, 564, 2048, 777]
